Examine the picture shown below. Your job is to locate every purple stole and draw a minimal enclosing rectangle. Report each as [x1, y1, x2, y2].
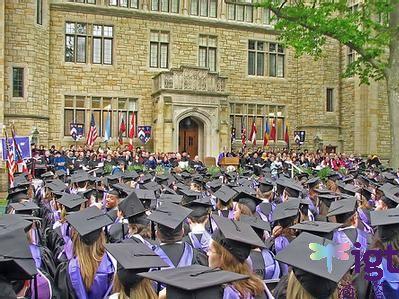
[211, 210, 234, 229]
[274, 236, 290, 275]
[58, 222, 73, 261]
[129, 234, 155, 250]
[29, 245, 52, 299]
[153, 243, 193, 269]
[256, 205, 269, 222]
[223, 285, 271, 299]
[188, 231, 211, 252]
[357, 208, 374, 234]
[333, 228, 368, 250]
[372, 258, 399, 299]
[247, 249, 280, 280]
[68, 254, 115, 299]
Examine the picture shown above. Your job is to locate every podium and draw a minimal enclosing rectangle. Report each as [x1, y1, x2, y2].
[219, 157, 240, 169]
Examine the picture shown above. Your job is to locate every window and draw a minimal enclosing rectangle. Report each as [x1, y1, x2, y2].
[63, 96, 138, 138]
[190, 0, 217, 17]
[150, 31, 169, 69]
[230, 103, 285, 141]
[92, 25, 113, 65]
[326, 88, 334, 112]
[198, 35, 217, 72]
[65, 22, 87, 63]
[227, 0, 253, 22]
[347, 47, 356, 65]
[262, 8, 277, 25]
[151, 0, 179, 13]
[68, 0, 96, 3]
[12, 67, 24, 98]
[248, 40, 265, 76]
[109, 0, 138, 7]
[269, 43, 285, 77]
[36, 0, 43, 25]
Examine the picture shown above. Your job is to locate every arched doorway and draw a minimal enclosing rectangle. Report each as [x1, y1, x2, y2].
[179, 117, 201, 157]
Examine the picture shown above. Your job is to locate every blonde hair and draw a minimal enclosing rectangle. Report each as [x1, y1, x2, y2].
[118, 278, 157, 299]
[212, 241, 265, 297]
[72, 230, 106, 290]
[287, 271, 338, 299]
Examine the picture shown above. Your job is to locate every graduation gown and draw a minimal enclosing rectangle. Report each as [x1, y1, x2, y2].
[248, 249, 280, 280]
[154, 242, 208, 268]
[55, 253, 115, 299]
[182, 231, 211, 253]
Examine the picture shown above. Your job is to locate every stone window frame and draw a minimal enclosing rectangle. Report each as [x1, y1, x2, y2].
[226, 0, 254, 23]
[151, 0, 180, 13]
[10, 64, 28, 101]
[65, 22, 88, 63]
[36, 0, 43, 25]
[63, 95, 139, 139]
[326, 87, 335, 113]
[247, 40, 285, 78]
[92, 24, 114, 65]
[198, 34, 217, 72]
[229, 102, 286, 142]
[190, 0, 217, 18]
[149, 30, 171, 70]
[67, 0, 96, 4]
[108, 0, 139, 9]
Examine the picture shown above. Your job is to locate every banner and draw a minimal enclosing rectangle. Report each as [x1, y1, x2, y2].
[70, 123, 84, 141]
[294, 131, 306, 145]
[137, 126, 151, 144]
[1, 136, 31, 161]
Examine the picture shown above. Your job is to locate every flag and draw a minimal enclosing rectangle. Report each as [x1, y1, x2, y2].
[104, 111, 111, 142]
[249, 120, 257, 145]
[231, 127, 236, 144]
[129, 112, 136, 141]
[270, 118, 277, 142]
[285, 124, 290, 145]
[11, 125, 28, 173]
[4, 130, 15, 188]
[118, 113, 126, 145]
[87, 113, 98, 147]
[241, 128, 246, 145]
[264, 118, 270, 146]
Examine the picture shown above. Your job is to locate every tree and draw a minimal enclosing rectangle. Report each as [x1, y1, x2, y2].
[258, 0, 399, 167]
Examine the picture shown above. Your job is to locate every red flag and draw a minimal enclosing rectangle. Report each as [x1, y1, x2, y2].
[118, 114, 126, 145]
[241, 128, 247, 145]
[270, 118, 277, 142]
[11, 125, 28, 174]
[129, 112, 136, 141]
[264, 118, 270, 147]
[284, 125, 289, 145]
[249, 121, 257, 145]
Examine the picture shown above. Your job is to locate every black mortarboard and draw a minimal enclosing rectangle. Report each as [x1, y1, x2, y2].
[133, 189, 156, 204]
[123, 171, 139, 181]
[9, 201, 39, 215]
[284, 180, 304, 197]
[258, 177, 274, 193]
[314, 187, 332, 194]
[147, 202, 192, 230]
[327, 172, 341, 182]
[55, 169, 67, 178]
[258, 202, 272, 216]
[239, 214, 271, 232]
[181, 172, 192, 180]
[139, 174, 153, 184]
[290, 220, 342, 240]
[237, 178, 253, 188]
[179, 189, 201, 206]
[70, 172, 93, 183]
[337, 182, 359, 196]
[66, 206, 113, 244]
[232, 186, 256, 196]
[143, 181, 162, 192]
[57, 193, 87, 210]
[212, 215, 265, 262]
[306, 177, 320, 189]
[0, 214, 33, 233]
[370, 209, 399, 242]
[41, 171, 55, 179]
[7, 189, 29, 203]
[112, 183, 134, 197]
[318, 193, 340, 208]
[326, 197, 357, 218]
[383, 192, 399, 204]
[0, 229, 37, 280]
[232, 191, 262, 213]
[46, 179, 67, 192]
[272, 199, 300, 222]
[107, 189, 122, 197]
[163, 186, 177, 195]
[175, 182, 189, 191]
[118, 192, 146, 218]
[342, 175, 355, 184]
[185, 197, 212, 218]
[275, 232, 354, 298]
[214, 185, 236, 203]
[361, 187, 374, 200]
[138, 265, 248, 299]
[158, 193, 183, 205]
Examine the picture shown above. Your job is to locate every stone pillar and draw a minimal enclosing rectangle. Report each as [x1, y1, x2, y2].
[219, 99, 230, 152]
[163, 96, 174, 152]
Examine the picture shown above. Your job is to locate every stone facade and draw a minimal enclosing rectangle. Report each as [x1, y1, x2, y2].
[0, 0, 391, 160]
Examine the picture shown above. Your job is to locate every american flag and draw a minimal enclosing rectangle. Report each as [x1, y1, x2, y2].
[11, 125, 28, 173]
[129, 112, 136, 144]
[4, 130, 15, 188]
[87, 113, 98, 147]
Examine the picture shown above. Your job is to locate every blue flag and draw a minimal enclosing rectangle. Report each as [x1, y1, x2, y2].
[104, 111, 111, 141]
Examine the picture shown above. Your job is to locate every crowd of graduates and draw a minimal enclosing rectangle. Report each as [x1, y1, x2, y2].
[1, 145, 399, 299]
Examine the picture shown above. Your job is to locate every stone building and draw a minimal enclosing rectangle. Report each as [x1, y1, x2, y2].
[0, 0, 391, 159]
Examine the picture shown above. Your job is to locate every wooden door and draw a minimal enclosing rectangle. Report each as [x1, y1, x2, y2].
[179, 125, 198, 157]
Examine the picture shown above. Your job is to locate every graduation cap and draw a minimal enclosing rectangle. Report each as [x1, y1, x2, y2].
[185, 197, 213, 218]
[133, 189, 156, 203]
[264, 278, 280, 292]
[272, 199, 300, 223]
[206, 180, 222, 192]
[370, 209, 399, 242]
[147, 202, 192, 230]
[327, 172, 341, 182]
[7, 189, 29, 203]
[361, 187, 374, 200]
[342, 175, 355, 184]
[175, 182, 189, 191]
[232, 186, 256, 196]
[9, 201, 39, 215]
[55, 169, 67, 178]
[122, 171, 139, 181]
[56, 193, 87, 211]
[275, 232, 354, 298]
[0, 229, 37, 281]
[41, 171, 55, 179]
[239, 214, 271, 232]
[158, 193, 183, 205]
[258, 202, 272, 217]
[212, 215, 265, 262]
[118, 192, 147, 221]
[70, 172, 94, 184]
[258, 177, 274, 193]
[290, 221, 342, 240]
[112, 183, 134, 197]
[337, 182, 359, 196]
[317, 193, 340, 208]
[138, 265, 248, 299]
[326, 197, 357, 218]
[214, 185, 236, 204]
[163, 186, 177, 195]
[306, 177, 320, 189]
[143, 181, 162, 192]
[46, 179, 67, 192]
[232, 191, 262, 213]
[180, 189, 201, 206]
[66, 206, 113, 245]
[284, 180, 304, 197]
[0, 214, 33, 233]
[237, 178, 253, 188]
